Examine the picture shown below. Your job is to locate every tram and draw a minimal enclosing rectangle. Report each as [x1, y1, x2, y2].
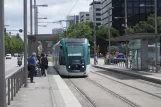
[52, 38, 91, 77]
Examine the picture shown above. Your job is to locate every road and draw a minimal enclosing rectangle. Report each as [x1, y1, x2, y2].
[5, 57, 24, 77]
[63, 66, 161, 107]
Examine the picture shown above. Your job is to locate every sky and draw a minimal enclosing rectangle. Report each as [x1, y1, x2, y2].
[4, 0, 93, 39]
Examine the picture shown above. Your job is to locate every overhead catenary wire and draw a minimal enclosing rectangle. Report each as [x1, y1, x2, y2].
[67, 0, 79, 16]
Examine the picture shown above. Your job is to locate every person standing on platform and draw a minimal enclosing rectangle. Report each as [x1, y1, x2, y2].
[28, 52, 37, 83]
[40, 53, 48, 76]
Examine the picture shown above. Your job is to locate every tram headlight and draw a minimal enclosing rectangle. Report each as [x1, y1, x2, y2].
[68, 66, 71, 68]
[82, 66, 84, 68]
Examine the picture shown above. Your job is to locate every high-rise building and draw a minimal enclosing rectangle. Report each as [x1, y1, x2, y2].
[89, 0, 102, 26]
[79, 12, 90, 22]
[66, 15, 79, 27]
[101, 0, 161, 35]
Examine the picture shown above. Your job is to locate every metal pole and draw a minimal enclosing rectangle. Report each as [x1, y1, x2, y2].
[108, 8, 111, 64]
[74, 15, 76, 38]
[93, 0, 97, 64]
[154, 0, 158, 72]
[24, 0, 28, 87]
[125, 0, 128, 68]
[36, 7, 38, 34]
[30, 0, 33, 35]
[34, 0, 36, 35]
[0, 0, 6, 106]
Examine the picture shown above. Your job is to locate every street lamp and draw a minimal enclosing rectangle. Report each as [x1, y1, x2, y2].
[0, 0, 6, 106]
[93, 0, 97, 65]
[114, 17, 125, 19]
[140, 0, 158, 72]
[38, 25, 47, 27]
[24, 0, 28, 88]
[4, 25, 9, 27]
[38, 17, 47, 19]
[107, 7, 114, 65]
[35, 6, 48, 35]
[113, 0, 128, 68]
[35, 4, 48, 7]
[59, 20, 72, 37]
[38, 21, 61, 24]
[32, 1, 48, 35]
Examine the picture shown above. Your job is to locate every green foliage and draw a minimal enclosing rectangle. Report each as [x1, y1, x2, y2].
[66, 22, 93, 41]
[119, 44, 126, 54]
[65, 22, 120, 54]
[128, 14, 161, 33]
[66, 22, 119, 41]
[96, 25, 119, 40]
[5, 34, 23, 54]
[110, 46, 118, 52]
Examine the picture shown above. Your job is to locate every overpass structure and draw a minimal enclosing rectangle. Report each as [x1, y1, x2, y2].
[27, 34, 63, 56]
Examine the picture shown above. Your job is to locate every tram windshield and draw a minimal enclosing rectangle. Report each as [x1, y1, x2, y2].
[66, 43, 85, 65]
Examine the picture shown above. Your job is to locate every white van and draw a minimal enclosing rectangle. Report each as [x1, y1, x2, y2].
[6, 54, 12, 59]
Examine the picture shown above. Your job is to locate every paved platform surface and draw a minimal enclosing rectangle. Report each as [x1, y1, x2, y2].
[8, 77, 53, 107]
[94, 64, 161, 84]
[8, 63, 82, 107]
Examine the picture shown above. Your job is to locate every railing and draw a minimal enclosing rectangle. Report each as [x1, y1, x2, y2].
[104, 58, 127, 68]
[5, 67, 25, 105]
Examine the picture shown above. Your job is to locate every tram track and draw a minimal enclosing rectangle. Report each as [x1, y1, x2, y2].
[68, 78, 140, 107]
[85, 78, 140, 107]
[90, 71, 161, 99]
[68, 79, 96, 107]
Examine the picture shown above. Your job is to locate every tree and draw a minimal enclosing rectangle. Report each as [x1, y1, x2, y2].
[128, 14, 161, 33]
[66, 22, 93, 41]
[96, 25, 119, 40]
[5, 33, 23, 54]
[65, 22, 120, 54]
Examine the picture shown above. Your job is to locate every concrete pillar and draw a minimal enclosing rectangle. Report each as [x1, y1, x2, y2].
[28, 38, 37, 56]
[32, 40, 37, 55]
[141, 39, 148, 70]
[28, 38, 32, 56]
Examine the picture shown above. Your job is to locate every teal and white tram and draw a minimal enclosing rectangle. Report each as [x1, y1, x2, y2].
[52, 38, 91, 77]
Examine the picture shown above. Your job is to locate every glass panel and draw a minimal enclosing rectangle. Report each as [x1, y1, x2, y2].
[66, 43, 85, 65]
[67, 46, 84, 56]
[59, 47, 65, 65]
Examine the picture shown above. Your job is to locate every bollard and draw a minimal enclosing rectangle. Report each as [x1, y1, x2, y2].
[16, 73, 18, 93]
[14, 74, 16, 96]
[8, 78, 10, 105]
[11, 76, 13, 100]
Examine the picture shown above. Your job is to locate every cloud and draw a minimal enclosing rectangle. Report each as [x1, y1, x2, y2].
[4, 0, 93, 36]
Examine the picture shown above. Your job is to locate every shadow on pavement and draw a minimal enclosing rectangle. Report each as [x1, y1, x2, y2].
[47, 66, 59, 75]
[62, 76, 87, 79]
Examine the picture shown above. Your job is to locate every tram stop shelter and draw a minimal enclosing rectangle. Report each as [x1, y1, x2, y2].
[27, 34, 62, 56]
[106, 33, 161, 72]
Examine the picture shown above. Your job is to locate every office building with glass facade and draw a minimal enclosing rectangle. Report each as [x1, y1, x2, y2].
[101, 0, 161, 35]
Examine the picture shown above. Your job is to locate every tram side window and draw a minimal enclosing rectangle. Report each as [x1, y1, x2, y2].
[59, 48, 65, 65]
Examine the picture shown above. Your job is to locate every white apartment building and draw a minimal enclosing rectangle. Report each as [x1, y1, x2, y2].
[101, 0, 112, 26]
[79, 12, 90, 22]
[89, 0, 102, 26]
[66, 15, 79, 28]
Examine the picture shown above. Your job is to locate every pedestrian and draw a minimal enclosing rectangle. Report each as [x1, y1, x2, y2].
[28, 52, 37, 83]
[40, 53, 48, 76]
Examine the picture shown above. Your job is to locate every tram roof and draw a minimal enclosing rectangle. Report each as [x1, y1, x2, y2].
[106, 33, 161, 42]
[64, 38, 87, 43]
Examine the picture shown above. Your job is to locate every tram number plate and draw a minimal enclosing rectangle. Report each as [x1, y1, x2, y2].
[73, 70, 80, 72]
